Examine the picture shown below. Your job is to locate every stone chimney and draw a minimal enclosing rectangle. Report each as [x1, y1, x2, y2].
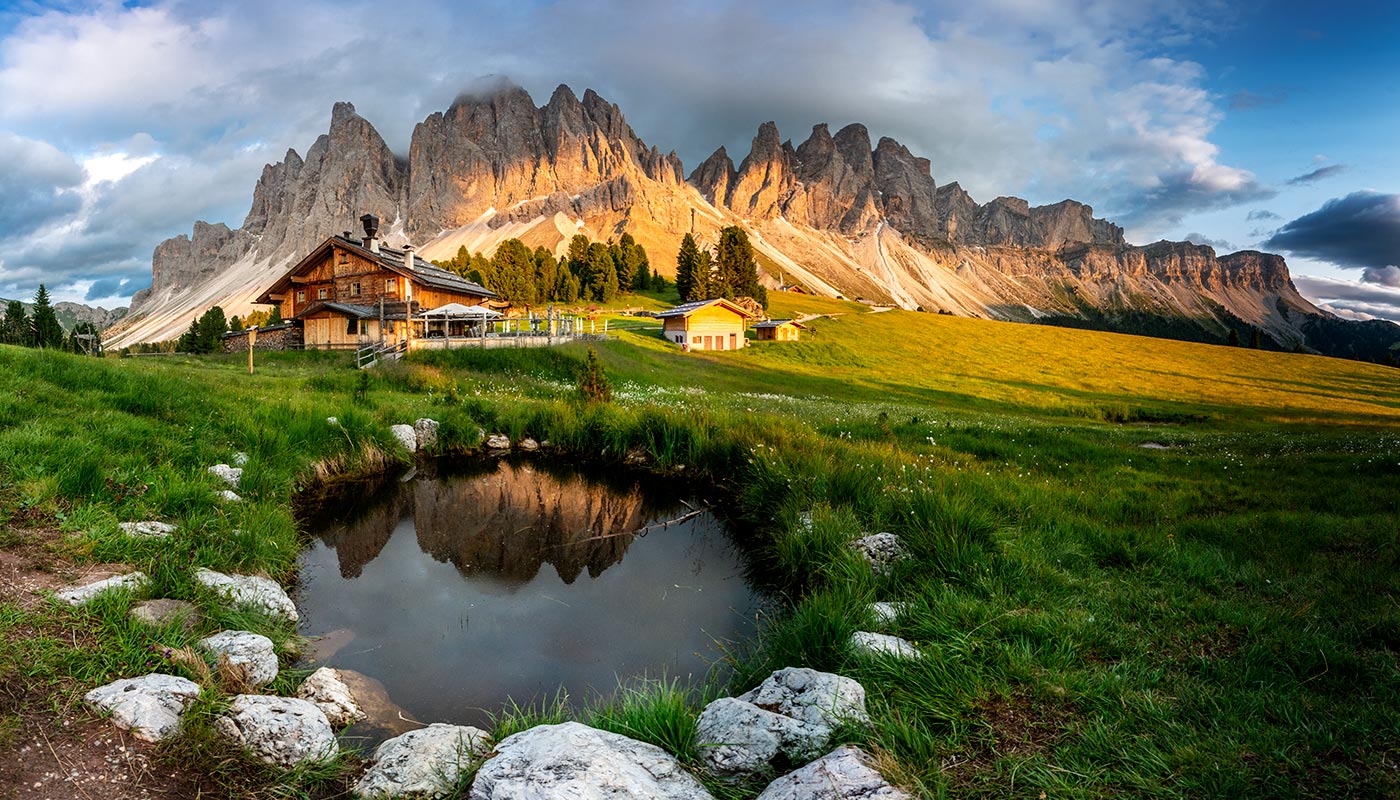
[404, 244, 415, 271]
[359, 213, 380, 254]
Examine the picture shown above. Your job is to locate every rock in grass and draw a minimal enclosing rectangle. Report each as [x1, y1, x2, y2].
[195, 568, 298, 622]
[356, 723, 490, 799]
[755, 746, 912, 800]
[295, 667, 366, 728]
[55, 572, 148, 606]
[519, 437, 539, 452]
[469, 721, 712, 800]
[485, 433, 510, 451]
[391, 424, 418, 453]
[208, 464, 243, 488]
[129, 598, 200, 632]
[696, 667, 869, 778]
[413, 418, 439, 451]
[118, 521, 177, 538]
[199, 630, 278, 687]
[849, 631, 921, 660]
[869, 602, 908, 628]
[218, 489, 243, 502]
[215, 694, 337, 766]
[848, 533, 909, 575]
[84, 673, 201, 743]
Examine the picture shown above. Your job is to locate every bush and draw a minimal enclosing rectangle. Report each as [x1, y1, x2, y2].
[578, 348, 612, 403]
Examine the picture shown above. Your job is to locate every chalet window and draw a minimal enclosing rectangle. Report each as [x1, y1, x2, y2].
[385, 278, 397, 293]
[346, 317, 357, 335]
[296, 290, 305, 303]
[317, 287, 328, 300]
[350, 281, 361, 297]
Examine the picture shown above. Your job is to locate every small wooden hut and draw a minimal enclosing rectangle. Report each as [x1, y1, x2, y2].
[754, 319, 805, 342]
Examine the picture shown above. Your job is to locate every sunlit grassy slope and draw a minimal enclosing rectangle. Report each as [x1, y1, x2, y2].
[602, 293, 1400, 425]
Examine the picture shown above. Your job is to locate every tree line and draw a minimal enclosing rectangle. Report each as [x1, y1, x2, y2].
[674, 227, 768, 308]
[2, 285, 101, 353]
[434, 232, 667, 305]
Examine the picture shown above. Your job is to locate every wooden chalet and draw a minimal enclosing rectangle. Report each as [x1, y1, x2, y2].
[254, 214, 498, 350]
[656, 298, 754, 351]
[754, 319, 805, 342]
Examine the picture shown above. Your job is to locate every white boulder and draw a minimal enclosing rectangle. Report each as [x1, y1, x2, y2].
[118, 521, 176, 538]
[215, 694, 337, 767]
[850, 632, 921, 660]
[848, 533, 909, 575]
[518, 437, 539, 452]
[195, 568, 298, 621]
[56, 572, 148, 606]
[469, 721, 712, 800]
[413, 418, 440, 451]
[208, 464, 243, 488]
[199, 630, 278, 687]
[870, 602, 908, 628]
[84, 673, 201, 742]
[485, 433, 510, 450]
[391, 424, 418, 453]
[355, 723, 490, 798]
[218, 489, 243, 502]
[696, 667, 869, 778]
[755, 746, 912, 800]
[295, 667, 366, 728]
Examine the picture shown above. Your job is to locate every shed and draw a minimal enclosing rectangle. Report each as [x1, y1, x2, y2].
[754, 319, 806, 342]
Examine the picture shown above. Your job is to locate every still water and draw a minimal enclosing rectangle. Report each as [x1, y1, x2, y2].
[295, 459, 762, 741]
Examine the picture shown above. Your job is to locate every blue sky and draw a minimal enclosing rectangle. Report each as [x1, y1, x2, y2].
[0, 0, 1396, 319]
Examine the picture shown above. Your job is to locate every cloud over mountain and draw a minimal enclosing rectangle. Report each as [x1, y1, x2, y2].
[0, 0, 1273, 303]
[1264, 192, 1400, 272]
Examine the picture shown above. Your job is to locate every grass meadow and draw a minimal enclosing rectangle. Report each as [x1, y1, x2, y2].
[1, 297, 1398, 798]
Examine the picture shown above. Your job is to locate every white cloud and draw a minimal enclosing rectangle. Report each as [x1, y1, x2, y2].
[0, 0, 1268, 304]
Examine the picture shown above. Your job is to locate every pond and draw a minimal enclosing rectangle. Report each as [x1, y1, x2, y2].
[295, 458, 764, 744]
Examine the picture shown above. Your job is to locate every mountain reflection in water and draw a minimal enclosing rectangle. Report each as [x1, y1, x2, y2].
[297, 460, 761, 742]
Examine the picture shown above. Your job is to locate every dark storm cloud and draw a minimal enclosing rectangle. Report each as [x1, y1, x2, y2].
[84, 273, 148, 301]
[1264, 192, 1400, 270]
[1247, 209, 1280, 221]
[1286, 164, 1348, 186]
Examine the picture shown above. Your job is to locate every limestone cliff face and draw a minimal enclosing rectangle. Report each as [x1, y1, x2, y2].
[114, 80, 1356, 354]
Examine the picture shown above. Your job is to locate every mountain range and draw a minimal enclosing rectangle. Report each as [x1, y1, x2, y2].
[2, 298, 128, 333]
[103, 81, 1400, 360]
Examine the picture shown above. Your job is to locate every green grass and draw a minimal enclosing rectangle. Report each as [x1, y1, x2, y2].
[2, 305, 1399, 798]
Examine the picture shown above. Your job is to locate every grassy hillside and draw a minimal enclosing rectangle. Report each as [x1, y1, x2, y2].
[2, 307, 1398, 798]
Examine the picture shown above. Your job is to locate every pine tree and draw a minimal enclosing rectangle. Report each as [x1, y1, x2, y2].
[533, 246, 559, 304]
[229, 316, 244, 332]
[584, 243, 616, 301]
[675, 234, 704, 302]
[1227, 328, 1240, 347]
[1249, 328, 1262, 349]
[2, 300, 27, 345]
[268, 306, 284, 325]
[634, 259, 652, 292]
[177, 317, 200, 352]
[196, 306, 228, 353]
[714, 226, 767, 308]
[577, 347, 612, 403]
[30, 285, 63, 348]
[490, 239, 537, 303]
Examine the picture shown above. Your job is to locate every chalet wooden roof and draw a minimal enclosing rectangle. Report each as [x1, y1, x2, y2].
[754, 319, 805, 329]
[656, 298, 755, 319]
[255, 235, 498, 304]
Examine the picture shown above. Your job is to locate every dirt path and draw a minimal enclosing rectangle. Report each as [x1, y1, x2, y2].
[0, 526, 207, 800]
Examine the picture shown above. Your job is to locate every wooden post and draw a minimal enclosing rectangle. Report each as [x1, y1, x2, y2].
[247, 326, 258, 374]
